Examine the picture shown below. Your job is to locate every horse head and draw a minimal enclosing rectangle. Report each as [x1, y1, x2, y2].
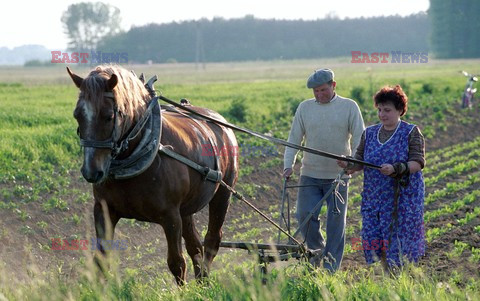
[67, 66, 150, 183]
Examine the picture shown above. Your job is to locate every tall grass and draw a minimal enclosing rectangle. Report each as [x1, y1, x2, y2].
[1, 254, 478, 300]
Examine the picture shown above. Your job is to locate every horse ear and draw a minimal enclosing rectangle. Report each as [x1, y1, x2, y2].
[107, 74, 118, 91]
[66, 67, 83, 88]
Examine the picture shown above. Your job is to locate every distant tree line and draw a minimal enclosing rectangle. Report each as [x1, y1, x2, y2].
[429, 0, 480, 58]
[96, 14, 430, 63]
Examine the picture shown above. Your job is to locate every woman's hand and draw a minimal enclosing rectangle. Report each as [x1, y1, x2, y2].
[380, 163, 395, 176]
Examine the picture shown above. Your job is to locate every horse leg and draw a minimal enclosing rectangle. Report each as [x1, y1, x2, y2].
[93, 200, 119, 272]
[181, 215, 206, 279]
[203, 185, 230, 272]
[160, 211, 187, 285]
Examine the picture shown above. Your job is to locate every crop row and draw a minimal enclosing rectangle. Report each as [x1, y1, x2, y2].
[424, 148, 480, 176]
[424, 159, 478, 186]
[424, 173, 480, 205]
[427, 136, 480, 166]
[446, 240, 480, 263]
[424, 189, 480, 223]
[426, 207, 480, 242]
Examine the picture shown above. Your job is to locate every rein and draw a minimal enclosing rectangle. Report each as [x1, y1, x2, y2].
[157, 94, 381, 170]
[77, 73, 380, 177]
[387, 173, 409, 266]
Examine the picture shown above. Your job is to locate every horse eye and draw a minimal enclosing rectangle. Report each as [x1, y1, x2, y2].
[101, 110, 114, 122]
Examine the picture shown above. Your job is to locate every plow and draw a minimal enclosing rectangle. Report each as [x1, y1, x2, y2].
[144, 76, 381, 278]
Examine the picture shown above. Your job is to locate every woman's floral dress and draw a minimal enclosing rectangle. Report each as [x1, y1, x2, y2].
[361, 121, 425, 266]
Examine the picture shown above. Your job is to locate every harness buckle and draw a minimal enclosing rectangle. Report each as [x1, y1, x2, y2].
[202, 167, 222, 183]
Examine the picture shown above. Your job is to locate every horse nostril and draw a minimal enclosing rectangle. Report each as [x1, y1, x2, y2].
[81, 166, 105, 183]
[95, 171, 104, 183]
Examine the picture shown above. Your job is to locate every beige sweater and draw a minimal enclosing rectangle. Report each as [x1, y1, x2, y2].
[283, 94, 365, 179]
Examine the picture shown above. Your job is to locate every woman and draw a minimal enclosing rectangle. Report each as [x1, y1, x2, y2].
[338, 85, 425, 271]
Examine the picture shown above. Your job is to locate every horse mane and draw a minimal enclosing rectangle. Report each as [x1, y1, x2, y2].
[81, 65, 151, 128]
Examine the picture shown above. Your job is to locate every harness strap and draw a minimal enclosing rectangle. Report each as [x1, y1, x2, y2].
[159, 145, 222, 183]
[190, 117, 222, 180]
[160, 102, 222, 181]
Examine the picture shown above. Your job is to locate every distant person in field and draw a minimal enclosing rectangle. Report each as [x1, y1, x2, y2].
[283, 68, 365, 272]
[337, 85, 425, 273]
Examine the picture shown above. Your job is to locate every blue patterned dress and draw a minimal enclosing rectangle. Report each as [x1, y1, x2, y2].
[361, 121, 425, 266]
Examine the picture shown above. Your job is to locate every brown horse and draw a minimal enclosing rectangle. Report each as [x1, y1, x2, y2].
[67, 65, 238, 284]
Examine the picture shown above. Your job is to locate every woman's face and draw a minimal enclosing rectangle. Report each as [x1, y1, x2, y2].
[377, 101, 402, 129]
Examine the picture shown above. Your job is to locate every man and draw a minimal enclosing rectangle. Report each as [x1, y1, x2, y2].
[283, 68, 364, 272]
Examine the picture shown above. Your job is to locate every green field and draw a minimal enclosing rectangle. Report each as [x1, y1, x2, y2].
[1, 59, 480, 300]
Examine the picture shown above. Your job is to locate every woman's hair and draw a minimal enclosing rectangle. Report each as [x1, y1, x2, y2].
[373, 85, 408, 116]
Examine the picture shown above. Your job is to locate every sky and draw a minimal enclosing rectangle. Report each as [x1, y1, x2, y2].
[0, 0, 430, 50]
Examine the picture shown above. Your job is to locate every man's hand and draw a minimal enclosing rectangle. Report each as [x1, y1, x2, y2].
[283, 168, 293, 179]
[336, 159, 348, 169]
[336, 156, 355, 175]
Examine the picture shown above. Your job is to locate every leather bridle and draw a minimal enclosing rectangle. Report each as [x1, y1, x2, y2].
[77, 91, 155, 159]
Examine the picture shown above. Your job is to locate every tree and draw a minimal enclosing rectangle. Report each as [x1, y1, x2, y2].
[429, 0, 480, 58]
[61, 2, 121, 51]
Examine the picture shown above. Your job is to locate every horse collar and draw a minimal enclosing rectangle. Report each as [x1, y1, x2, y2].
[108, 96, 162, 179]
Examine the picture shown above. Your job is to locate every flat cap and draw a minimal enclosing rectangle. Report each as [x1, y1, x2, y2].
[306, 68, 334, 88]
